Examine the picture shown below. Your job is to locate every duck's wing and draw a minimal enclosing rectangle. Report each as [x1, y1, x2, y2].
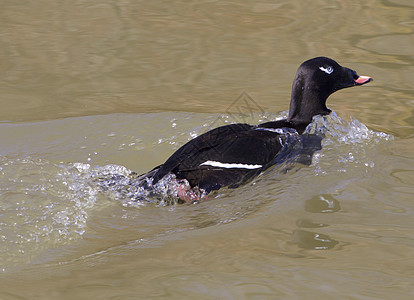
[151, 123, 252, 184]
[151, 123, 283, 179]
[151, 123, 285, 189]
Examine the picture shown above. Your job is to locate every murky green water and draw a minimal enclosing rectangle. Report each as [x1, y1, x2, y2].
[1, 0, 414, 298]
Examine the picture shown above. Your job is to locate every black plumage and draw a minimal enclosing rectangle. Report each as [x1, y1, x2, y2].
[143, 57, 372, 196]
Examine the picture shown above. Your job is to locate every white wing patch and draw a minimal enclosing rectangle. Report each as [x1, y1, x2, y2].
[319, 66, 334, 74]
[200, 160, 262, 169]
[255, 127, 285, 134]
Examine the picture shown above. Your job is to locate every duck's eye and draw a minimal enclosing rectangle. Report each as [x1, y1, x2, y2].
[319, 66, 334, 74]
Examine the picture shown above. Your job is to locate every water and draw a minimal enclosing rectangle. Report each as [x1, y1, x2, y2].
[1, 0, 414, 298]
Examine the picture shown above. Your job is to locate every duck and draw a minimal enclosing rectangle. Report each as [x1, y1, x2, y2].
[141, 57, 372, 202]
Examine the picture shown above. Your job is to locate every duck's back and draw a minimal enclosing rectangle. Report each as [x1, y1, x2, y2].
[149, 120, 317, 192]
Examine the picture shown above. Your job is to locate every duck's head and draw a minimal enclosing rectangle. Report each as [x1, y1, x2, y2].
[287, 57, 372, 126]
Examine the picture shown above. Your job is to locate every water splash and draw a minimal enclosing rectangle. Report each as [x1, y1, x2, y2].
[0, 157, 104, 270]
[74, 163, 205, 207]
[305, 112, 393, 174]
[306, 112, 393, 144]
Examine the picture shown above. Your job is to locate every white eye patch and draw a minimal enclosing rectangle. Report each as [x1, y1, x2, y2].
[319, 66, 334, 74]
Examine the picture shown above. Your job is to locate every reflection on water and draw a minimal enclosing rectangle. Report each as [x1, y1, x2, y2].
[304, 194, 341, 213]
[1, 0, 413, 127]
[292, 230, 339, 250]
[0, 0, 414, 298]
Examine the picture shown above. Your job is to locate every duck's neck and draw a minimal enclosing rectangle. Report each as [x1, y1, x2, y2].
[287, 73, 331, 126]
